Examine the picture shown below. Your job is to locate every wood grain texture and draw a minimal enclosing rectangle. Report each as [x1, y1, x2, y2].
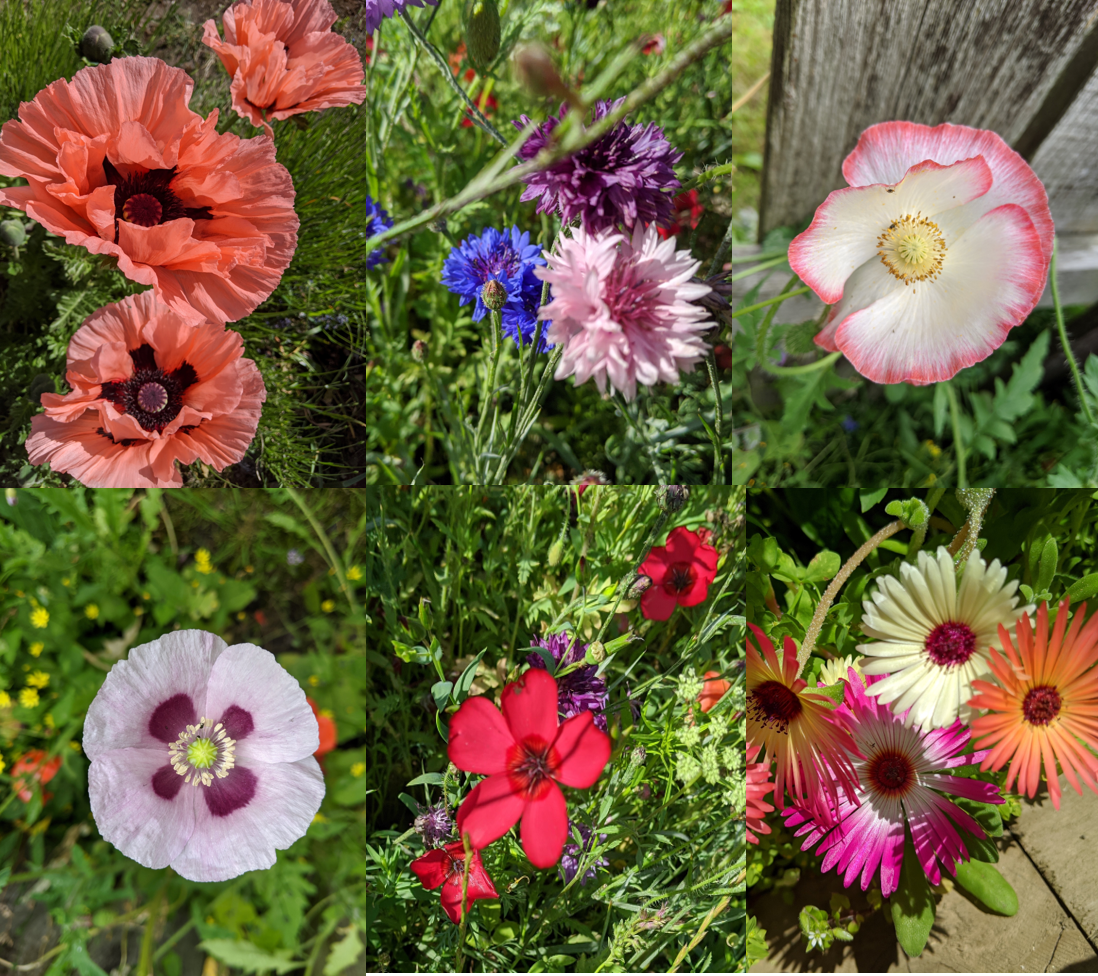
[1033, 70, 1098, 232]
[760, 0, 1098, 235]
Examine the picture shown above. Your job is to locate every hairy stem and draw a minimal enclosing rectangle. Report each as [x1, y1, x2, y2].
[1051, 238, 1096, 425]
[944, 381, 967, 489]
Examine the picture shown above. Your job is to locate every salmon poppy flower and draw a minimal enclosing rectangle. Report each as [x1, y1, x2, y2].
[12, 749, 63, 803]
[202, 0, 368, 137]
[26, 292, 265, 488]
[410, 841, 498, 924]
[306, 697, 337, 758]
[638, 526, 720, 621]
[970, 600, 1098, 810]
[698, 670, 730, 713]
[789, 121, 1052, 384]
[448, 668, 611, 869]
[746, 742, 773, 845]
[0, 56, 298, 325]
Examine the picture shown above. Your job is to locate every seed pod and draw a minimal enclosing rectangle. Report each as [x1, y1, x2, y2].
[547, 539, 564, 567]
[80, 25, 114, 63]
[0, 219, 26, 248]
[464, 0, 501, 72]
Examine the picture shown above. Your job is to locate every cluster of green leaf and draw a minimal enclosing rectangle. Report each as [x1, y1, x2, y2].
[1, 485, 744, 973]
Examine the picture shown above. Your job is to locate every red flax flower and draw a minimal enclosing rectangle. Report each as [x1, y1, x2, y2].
[638, 526, 719, 621]
[0, 56, 297, 325]
[12, 749, 62, 803]
[970, 599, 1098, 809]
[203, 0, 369, 137]
[411, 841, 498, 924]
[448, 668, 610, 869]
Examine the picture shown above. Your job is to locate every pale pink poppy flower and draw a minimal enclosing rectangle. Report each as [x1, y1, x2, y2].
[789, 122, 1052, 385]
[0, 56, 298, 325]
[83, 630, 325, 882]
[26, 291, 265, 488]
[203, 0, 368, 137]
[535, 223, 712, 401]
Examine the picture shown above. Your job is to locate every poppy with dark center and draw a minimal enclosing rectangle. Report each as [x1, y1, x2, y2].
[11, 749, 63, 803]
[448, 668, 610, 869]
[102, 159, 213, 242]
[637, 526, 720, 621]
[410, 841, 498, 924]
[26, 292, 266, 488]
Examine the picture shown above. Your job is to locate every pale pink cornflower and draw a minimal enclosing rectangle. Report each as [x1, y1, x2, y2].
[83, 630, 324, 882]
[535, 223, 712, 401]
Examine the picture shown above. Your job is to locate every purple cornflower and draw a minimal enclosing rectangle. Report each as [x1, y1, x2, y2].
[512, 98, 682, 233]
[287, 549, 304, 566]
[414, 802, 453, 847]
[441, 226, 550, 350]
[527, 631, 608, 731]
[362, 0, 438, 34]
[361, 195, 394, 269]
[559, 820, 608, 886]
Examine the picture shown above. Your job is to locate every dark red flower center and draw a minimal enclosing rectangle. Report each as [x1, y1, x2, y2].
[748, 680, 802, 734]
[98, 343, 198, 433]
[103, 159, 212, 242]
[866, 749, 913, 796]
[925, 621, 977, 667]
[506, 735, 561, 800]
[1023, 685, 1062, 726]
[663, 561, 697, 596]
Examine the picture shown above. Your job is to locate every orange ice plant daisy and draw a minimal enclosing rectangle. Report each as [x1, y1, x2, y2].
[969, 599, 1098, 810]
[746, 624, 860, 818]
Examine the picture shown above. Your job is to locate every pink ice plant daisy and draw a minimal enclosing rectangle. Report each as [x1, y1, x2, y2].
[788, 121, 1052, 385]
[535, 222, 712, 401]
[783, 670, 1003, 897]
[83, 630, 324, 882]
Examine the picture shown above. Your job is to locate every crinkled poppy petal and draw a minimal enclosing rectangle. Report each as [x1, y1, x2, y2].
[501, 667, 560, 744]
[552, 711, 611, 789]
[169, 756, 324, 882]
[82, 629, 227, 759]
[455, 773, 525, 850]
[173, 360, 265, 472]
[520, 781, 569, 868]
[448, 698, 515, 775]
[204, 643, 319, 764]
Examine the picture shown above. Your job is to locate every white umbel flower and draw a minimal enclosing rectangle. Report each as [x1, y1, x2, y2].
[858, 547, 1033, 730]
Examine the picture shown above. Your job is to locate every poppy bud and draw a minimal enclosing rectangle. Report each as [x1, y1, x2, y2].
[0, 219, 25, 248]
[80, 25, 114, 63]
[480, 278, 507, 312]
[627, 574, 652, 599]
[547, 539, 564, 567]
[411, 339, 428, 362]
[630, 745, 647, 766]
[656, 485, 689, 512]
[464, 0, 501, 72]
[512, 43, 572, 103]
[584, 640, 605, 664]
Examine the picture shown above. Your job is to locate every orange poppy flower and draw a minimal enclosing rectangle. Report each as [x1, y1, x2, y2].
[698, 670, 730, 713]
[12, 749, 62, 803]
[307, 697, 337, 758]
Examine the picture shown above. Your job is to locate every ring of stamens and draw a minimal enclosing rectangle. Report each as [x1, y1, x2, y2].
[877, 213, 947, 285]
[167, 716, 236, 787]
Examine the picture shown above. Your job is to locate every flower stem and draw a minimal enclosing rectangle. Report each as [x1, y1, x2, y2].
[136, 874, 168, 976]
[455, 834, 474, 973]
[720, 254, 789, 282]
[732, 285, 812, 321]
[679, 161, 738, 194]
[797, 519, 904, 675]
[1051, 238, 1096, 425]
[943, 381, 967, 489]
[475, 312, 504, 479]
[760, 350, 842, 376]
[705, 353, 724, 484]
[753, 274, 802, 364]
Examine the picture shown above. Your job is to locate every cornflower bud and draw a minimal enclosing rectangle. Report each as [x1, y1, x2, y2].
[480, 278, 507, 312]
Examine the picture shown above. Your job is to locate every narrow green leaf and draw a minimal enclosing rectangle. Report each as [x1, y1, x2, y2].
[1036, 536, 1059, 595]
[1067, 573, 1098, 604]
[953, 859, 1018, 916]
[890, 842, 935, 958]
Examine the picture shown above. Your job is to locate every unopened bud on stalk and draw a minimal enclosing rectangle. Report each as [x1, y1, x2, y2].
[411, 339, 428, 362]
[481, 278, 507, 311]
[630, 745, 647, 766]
[627, 574, 652, 599]
[512, 43, 576, 105]
[0, 219, 26, 248]
[80, 25, 114, 63]
[547, 539, 564, 567]
[584, 640, 605, 665]
[656, 485, 689, 512]
[464, 0, 501, 72]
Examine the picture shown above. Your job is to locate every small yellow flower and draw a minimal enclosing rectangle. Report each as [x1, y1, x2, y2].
[308, 675, 320, 686]
[28, 642, 44, 658]
[237, 611, 246, 621]
[85, 603, 99, 620]
[0, 757, 5, 776]
[191, 580, 200, 589]
[0, 691, 9, 708]
[19, 688, 40, 708]
[321, 600, 336, 613]
[15, 590, 24, 597]
[245, 565, 254, 574]
[44, 713, 55, 728]
[61, 578, 71, 587]
[312, 812, 328, 824]
[69, 740, 82, 752]
[347, 566, 362, 581]
[30, 607, 49, 629]
[924, 439, 942, 459]
[195, 549, 214, 575]
[142, 592, 150, 600]
[320, 708, 334, 718]
[27, 671, 49, 689]
[351, 761, 367, 778]
[134, 606, 144, 616]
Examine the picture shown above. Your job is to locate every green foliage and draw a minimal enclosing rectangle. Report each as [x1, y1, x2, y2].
[890, 842, 935, 958]
[953, 859, 1018, 917]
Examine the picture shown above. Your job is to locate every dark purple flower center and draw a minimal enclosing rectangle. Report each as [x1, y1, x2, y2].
[103, 159, 212, 242]
[506, 735, 560, 800]
[867, 749, 913, 796]
[748, 680, 802, 734]
[925, 621, 978, 667]
[1023, 685, 1062, 726]
[663, 561, 696, 596]
[99, 344, 198, 433]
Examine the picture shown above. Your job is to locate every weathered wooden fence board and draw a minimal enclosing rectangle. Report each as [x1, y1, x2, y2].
[760, 0, 1098, 235]
[1033, 70, 1098, 233]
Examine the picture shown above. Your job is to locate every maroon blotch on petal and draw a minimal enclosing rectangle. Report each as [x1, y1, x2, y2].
[204, 765, 258, 817]
[218, 704, 255, 740]
[152, 764, 184, 800]
[148, 693, 198, 743]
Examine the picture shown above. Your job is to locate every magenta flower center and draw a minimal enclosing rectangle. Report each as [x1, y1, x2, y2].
[506, 735, 561, 800]
[925, 620, 978, 667]
[99, 343, 198, 433]
[866, 749, 913, 796]
[748, 680, 802, 734]
[664, 561, 697, 596]
[103, 159, 213, 241]
[1022, 685, 1063, 726]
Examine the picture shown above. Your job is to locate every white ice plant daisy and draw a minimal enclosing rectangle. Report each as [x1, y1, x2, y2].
[857, 547, 1033, 730]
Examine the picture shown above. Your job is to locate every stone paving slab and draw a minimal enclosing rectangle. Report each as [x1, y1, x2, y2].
[750, 833, 1097, 973]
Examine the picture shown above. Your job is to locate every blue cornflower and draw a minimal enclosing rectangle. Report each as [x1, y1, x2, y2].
[441, 226, 551, 350]
[362, 195, 394, 269]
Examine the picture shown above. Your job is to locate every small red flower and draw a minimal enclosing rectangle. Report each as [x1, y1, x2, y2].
[657, 189, 704, 241]
[638, 526, 720, 621]
[699, 670, 730, 713]
[714, 344, 734, 371]
[448, 668, 611, 868]
[460, 68, 498, 127]
[410, 841, 499, 924]
[642, 34, 666, 56]
[12, 749, 62, 803]
[307, 697, 337, 758]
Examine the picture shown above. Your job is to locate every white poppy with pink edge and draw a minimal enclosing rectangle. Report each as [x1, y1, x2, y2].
[788, 121, 1053, 385]
[82, 630, 325, 882]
